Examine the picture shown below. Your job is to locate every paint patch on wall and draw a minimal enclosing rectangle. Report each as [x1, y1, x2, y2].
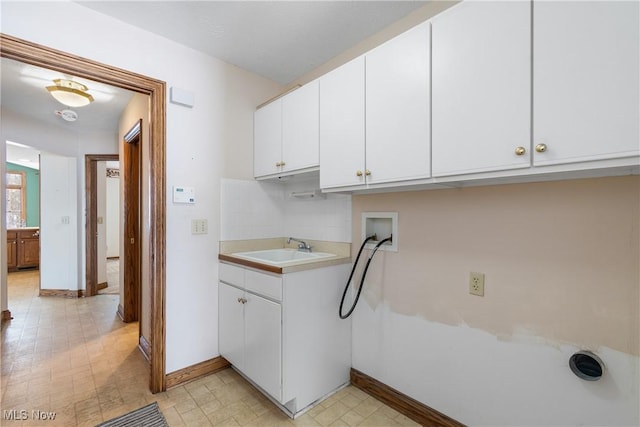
[352, 176, 640, 356]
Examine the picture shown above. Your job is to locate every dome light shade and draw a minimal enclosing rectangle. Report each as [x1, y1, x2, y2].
[46, 79, 94, 107]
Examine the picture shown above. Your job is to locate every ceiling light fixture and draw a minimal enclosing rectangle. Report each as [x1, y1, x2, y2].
[46, 79, 94, 107]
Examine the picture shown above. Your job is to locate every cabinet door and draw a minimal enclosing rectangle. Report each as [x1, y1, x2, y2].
[7, 239, 17, 270]
[19, 236, 39, 267]
[218, 283, 245, 370]
[319, 57, 366, 189]
[254, 99, 282, 178]
[432, 1, 531, 176]
[533, 1, 639, 166]
[244, 293, 282, 401]
[366, 22, 431, 184]
[282, 80, 319, 173]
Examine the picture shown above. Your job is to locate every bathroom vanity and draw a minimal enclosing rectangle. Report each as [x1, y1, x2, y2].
[218, 248, 351, 417]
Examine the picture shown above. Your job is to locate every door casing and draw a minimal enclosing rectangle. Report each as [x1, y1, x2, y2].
[1, 33, 167, 393]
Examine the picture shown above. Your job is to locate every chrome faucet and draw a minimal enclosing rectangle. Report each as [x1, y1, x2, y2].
[287, 237, 312, 252]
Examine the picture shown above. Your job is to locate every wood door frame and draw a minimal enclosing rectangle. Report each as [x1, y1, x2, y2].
[122, 121, 141, 323]
[85, 154, 119, 297]
[1, 34, 167, 393]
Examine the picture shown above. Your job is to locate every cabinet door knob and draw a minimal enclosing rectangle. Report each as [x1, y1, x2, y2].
[275, 161, 281, 167]
[356, 170, 363, 177]
[535, 143, 547, 153]
[515, 147, 526, 156]
[365, 170, 371, 176]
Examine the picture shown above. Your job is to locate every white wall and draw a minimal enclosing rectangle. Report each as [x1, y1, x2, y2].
[1, 1, 281, 373]
[39, 153, 78, 291]
[0, 109, 117, 292]
[220, 177, 351, 242]
[106, 170, 119, 258]
[97, 162, 107, 285]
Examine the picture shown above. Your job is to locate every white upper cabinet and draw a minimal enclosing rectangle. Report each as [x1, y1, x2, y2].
[320, 22, 430, 190]
[282, 81, 320, 171]
[366, 21, 431, 185]
[319, 57, 366, 189]
[533, 1, 640, 166]
[432, 1, 531, 177]
[254, 99, 282, 178]
[254, 81, 319, 178]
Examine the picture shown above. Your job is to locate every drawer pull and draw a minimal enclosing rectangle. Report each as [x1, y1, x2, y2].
[515, 146, 526, 156]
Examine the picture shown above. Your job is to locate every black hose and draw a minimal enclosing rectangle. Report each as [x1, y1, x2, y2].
[339, 235, 392, 319]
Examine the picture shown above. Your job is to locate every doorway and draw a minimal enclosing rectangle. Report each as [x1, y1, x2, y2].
[1, 34, 167, 393]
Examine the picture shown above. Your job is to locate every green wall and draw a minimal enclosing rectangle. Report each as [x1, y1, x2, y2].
[6, 162, 39, 227]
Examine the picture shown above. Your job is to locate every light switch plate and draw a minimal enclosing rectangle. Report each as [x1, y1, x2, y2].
[191, 219, 208, 234]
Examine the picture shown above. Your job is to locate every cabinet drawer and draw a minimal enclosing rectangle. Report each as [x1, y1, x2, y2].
[246, 270, 282, 301]
[219, 262, 245, 287]
[18, 230, 39, 239]
[7, 231, 17, 239]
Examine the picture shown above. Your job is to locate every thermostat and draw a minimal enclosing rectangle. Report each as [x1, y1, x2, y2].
[173, 186, 195, 204]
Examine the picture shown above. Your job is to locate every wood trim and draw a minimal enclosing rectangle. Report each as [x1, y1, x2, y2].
[39, 289, 84, 298]
[139, 335, 151, 362]
[165, 357, 231, 389]
[1, 33, 167, 393]
[85, 154, 119, 297]
[350, 369, 465, 427]
[117, 304, 125, 321]
[218, 254, 283, 274]
[2, 310, 12, 321]
[122, 122, 141, 323]
[96, 282, 108, 291]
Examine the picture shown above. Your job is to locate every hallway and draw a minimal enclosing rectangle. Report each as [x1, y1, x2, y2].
[1, 271, 417, 426]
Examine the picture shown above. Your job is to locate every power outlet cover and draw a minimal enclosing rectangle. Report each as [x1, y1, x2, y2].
[469, 272, 485, 296]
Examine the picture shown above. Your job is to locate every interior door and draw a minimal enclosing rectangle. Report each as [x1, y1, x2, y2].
[122, 121, 141, 322]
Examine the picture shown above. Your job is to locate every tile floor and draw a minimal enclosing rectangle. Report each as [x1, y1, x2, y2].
[98, 259, 119, 295]
[1, 270, 420, 426]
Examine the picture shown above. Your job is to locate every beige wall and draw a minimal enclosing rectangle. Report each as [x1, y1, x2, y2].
[353, 176, 639, 356]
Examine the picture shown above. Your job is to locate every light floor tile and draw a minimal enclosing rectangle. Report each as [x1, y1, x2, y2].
[2, 269, 414, 427]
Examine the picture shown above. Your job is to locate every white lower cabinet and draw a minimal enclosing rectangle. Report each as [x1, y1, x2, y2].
[218, 262, 351, 417]
[243, 292, 282, 401]
[219, 282, 282, 401]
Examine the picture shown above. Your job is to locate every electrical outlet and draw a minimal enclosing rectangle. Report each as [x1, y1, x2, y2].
[469, 272, 485, 297]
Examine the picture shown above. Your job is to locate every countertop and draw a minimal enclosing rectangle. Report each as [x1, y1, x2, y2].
[218, 238, 352, 274]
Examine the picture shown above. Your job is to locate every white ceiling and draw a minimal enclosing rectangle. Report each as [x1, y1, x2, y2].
[3, 1, 427, 165]
[1, 57, 135, 166]
[76, 1, 429, 85]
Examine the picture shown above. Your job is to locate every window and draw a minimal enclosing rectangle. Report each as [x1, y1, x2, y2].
[6, 170, 26, 228]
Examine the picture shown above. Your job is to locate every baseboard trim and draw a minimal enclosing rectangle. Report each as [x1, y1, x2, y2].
[97, 281, 108, 291]
[39, 289, 84, 298]
[117, 304, 125, 321]
[138, 335, 151, 362]
[1, 310, 12, 322]
[165, 356, 230, 389]
[350, 368, 464, 427]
